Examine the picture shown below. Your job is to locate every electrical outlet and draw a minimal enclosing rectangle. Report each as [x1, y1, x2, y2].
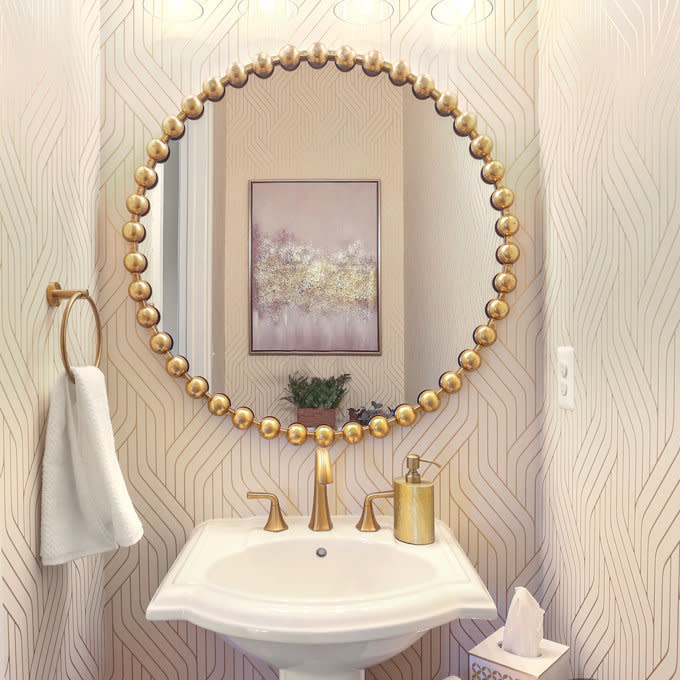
[557, 346, 575, 410]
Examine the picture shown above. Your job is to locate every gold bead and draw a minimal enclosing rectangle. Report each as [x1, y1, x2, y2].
[279, 44, 301, 70]
[435, 91, 458, 115]
[473, 325, 497, 345]
[137, 305, 159, 327]
[162, 116, 185, 139]
[134, 166, 157, 188]
[128, 280, 151, 301]
[418, 390, 440, 412]
[482, 160, 504, 183]
[494, 271, 517, 293]
[314, 425, 335, 447]
[343, 421, 364, 444]
[232, 407, 254, 429]
[186, 376, 208, 398]
[166, 355, 189, 377]
[496, 215, 519, 236]
[181, 95, 204, 119]
[389, 60, 410, 85]
[486, 298, 510, 319]
[491, 187, 514, 209]
[226, 62, 248, 87]
[454, 112, 477, 136]
[252, 52, 274, 78]
[394, 404, 416, 426]
[335, 45, 357, 71]
[412, 73, 434, 99]
[459, 349, 481, 371]
[439, 371, 462, 393]
[209, 393, 230, 416]
[147, 138, 169, 161]
[124, 252, 147, 273]
[287, 423, 308, 445]
[369, 415, 390, 438]
[259, 417, 281, 439]
[126, 194, 149, 216]
[122, 221, 146, 242]
[470, 134, 493, 158]
[497, 242, 520, 264]
[150, 332, 173, 353]
[308, 42, 329, 68]
[362, 50, 384, 76]
[203, 76, 225, 101]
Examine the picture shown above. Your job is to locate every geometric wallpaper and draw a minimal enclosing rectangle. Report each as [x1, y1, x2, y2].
[208, 66, 407, 421]
[0, 0, 103, 679]
[537, 1, 680, 678]
[1, 0, 678, 679]
[98, 2, 542, 679]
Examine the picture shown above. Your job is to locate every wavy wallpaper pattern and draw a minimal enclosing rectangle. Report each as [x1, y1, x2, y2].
[97, 3, 542, 679]
[0, 1, 104, 679]
[537, 1, 680, 678]
[1, 0, 678, 679]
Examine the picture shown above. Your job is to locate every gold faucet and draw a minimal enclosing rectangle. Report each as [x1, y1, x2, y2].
[309, 448, 333, 531]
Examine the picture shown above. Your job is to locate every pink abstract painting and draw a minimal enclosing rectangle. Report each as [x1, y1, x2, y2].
[250, 180, 380, 354]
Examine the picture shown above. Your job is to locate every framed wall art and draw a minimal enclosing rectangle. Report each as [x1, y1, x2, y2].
[249, 180, 380, 355]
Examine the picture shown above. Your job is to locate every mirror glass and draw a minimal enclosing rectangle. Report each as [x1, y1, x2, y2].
[142, 65, 499, 427]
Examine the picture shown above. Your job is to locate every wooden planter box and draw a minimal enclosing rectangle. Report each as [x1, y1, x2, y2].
[296, 408, 337, 429]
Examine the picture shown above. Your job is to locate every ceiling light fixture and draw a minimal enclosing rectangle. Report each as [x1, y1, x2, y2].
[143, 0, 204, 22]
[430, 0, 493, 26]
[333, 0, 394, 25]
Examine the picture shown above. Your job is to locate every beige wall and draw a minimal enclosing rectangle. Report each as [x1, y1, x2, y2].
[2, 1, 676, 680]
[212, 66, 406, 422]
[0, 1, 103, 678]
[538, 1, 680, 677]
[402, 90, 499, 402]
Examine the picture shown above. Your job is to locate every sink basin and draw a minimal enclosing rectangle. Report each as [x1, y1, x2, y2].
[147, 516, 496, 679]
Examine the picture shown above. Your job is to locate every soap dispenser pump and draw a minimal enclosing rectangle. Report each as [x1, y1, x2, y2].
[394, 453, 440, 545]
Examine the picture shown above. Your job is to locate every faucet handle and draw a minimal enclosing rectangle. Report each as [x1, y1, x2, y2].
[356, 490, 395, 532]
[247, 492, 288, 532]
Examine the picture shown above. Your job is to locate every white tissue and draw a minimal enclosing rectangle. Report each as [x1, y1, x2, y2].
[502, 587, 544, 657]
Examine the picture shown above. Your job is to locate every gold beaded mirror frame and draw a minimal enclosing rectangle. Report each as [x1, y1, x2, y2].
[122, 43, 520, 448]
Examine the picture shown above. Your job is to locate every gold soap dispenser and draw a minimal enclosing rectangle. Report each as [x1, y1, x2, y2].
[394, 453, 440, 545]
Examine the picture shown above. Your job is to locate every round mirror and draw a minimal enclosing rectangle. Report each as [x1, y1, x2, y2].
[123, 45, 519, 446]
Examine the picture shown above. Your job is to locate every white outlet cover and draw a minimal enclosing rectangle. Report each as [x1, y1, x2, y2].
[557, 346, 575, 410]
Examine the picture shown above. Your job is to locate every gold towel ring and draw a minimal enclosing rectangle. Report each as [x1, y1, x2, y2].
[46, 282, 102, 383]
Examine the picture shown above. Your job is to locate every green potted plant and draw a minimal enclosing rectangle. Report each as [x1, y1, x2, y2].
[283, 373, 351, 428]
[347, 401, 396, 426]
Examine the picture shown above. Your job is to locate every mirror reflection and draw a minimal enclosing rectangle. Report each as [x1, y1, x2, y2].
[143, 65, 498, 427]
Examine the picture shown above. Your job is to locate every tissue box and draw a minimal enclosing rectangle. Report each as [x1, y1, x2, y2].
[469, 627, 569, 680]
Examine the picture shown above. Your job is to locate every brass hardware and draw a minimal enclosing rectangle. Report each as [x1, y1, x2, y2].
[46, 282, 102, 384]
[124, 44, 520, 443]
[404, 453, 440, 482]
[247, 492, 288, 532]
[309, 448, 333, 531]
[356, 490, 394, 532]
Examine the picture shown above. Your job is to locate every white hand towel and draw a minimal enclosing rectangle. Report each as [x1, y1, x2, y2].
[41, 366, 143, 565]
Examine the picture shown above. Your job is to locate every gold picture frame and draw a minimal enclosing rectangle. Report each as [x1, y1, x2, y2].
[248, 179, 382, 356]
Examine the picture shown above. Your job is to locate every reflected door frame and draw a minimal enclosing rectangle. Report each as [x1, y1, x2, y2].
[152, 114, 214, 379]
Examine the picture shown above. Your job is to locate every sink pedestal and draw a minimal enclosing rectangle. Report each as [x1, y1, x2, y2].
[280, 670, 364, 680]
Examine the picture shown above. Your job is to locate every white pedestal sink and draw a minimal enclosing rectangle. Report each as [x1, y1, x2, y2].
[147, 516, 496, 679]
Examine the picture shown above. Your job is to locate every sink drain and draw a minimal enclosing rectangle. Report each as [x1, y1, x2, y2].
[316, 547, 327, 558]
